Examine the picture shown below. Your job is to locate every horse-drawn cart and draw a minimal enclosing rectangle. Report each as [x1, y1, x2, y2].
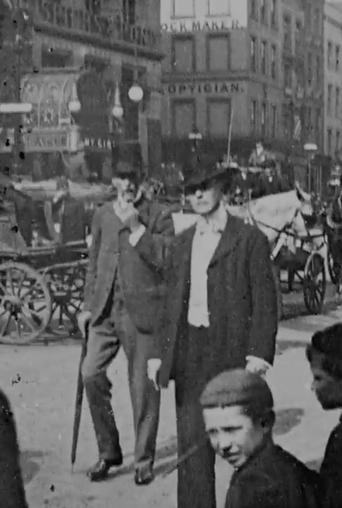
[0, 242, 88, 344]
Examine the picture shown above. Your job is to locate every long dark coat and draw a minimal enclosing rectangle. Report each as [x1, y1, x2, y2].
[140, 214, 278, 386]
[83, 199, 174, 356]
[226, 442, 322, 508]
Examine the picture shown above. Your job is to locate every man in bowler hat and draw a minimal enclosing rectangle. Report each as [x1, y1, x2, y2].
[200, 369, 322, 508]
[77, 161, 174, 485]
[136, 154, 278, 507]
[306, 323, 342, 506]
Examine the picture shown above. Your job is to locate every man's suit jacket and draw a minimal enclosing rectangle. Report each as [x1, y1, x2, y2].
[226, 442, 322, 508]
[83, 199, 174, 353]
[137, 214, 278, 387]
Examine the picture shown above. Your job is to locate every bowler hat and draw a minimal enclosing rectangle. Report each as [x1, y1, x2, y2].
[311, 323, 342, 361]
[182, 153, 227, 191]
[114, 160, 139, 180]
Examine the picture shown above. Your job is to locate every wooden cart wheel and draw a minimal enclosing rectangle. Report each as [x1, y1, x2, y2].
[0, 262, 52, 344]
[327, 245, 339, 285]
[44, 261, 87, 335]
[303, 252, 326, 314]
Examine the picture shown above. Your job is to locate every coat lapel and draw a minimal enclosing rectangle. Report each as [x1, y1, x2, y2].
[209, 214, 242, 267]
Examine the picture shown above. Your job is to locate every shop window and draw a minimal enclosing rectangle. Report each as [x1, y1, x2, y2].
[260, 0, 267, 24]
[327, 42, 332, 69]
[270, 0, 277, 28]
[271, 105, 277, 137]
[207, 34, 229, 71]
[207, 0, 230, 16]
[41, 46, 73, 68]
[172, 0, 194, 17]
[121, 66, 139, 141]
[261, 102, 267, 137]
[250, 36, 257, 72]
[327, 128, 332, 155]
[207, 99, 230, 138]
[172, 36, 195, 73]
[251, 100, 257, 133]
[336, 45, 340, 72]
[250, 0, 257, 21]
[328, 84, 332, 116]
[261, 41, 267, 75]
[271, 44, 276, 79]
[172, 100, 195, 137]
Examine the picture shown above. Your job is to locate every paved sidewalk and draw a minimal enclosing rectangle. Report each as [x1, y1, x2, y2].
[1, 305, 341, 507]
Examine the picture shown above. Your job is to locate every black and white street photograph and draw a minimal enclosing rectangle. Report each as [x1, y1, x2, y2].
[0, 0, 342, 506]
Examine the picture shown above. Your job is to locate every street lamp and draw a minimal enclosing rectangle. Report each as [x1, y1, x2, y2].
[188, 126, 202, 153]
[68, 82, 81, 114]
[304, 142, 318, 194]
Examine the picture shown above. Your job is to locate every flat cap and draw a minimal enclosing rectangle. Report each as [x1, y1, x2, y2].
[311, 323, 342, 360]
[200, 369, 274, 409]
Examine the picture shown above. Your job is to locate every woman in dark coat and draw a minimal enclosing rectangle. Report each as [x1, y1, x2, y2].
[0, 389, 28, 508]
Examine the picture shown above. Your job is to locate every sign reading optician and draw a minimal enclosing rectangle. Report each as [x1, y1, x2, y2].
[165, 81, 245, 95]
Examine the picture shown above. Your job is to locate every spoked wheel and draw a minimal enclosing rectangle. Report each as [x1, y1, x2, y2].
[0, 262, 52, 344]
[43, 261, 87, 335]
[303, 253, 326, 314]
[326, 242, 339, 285]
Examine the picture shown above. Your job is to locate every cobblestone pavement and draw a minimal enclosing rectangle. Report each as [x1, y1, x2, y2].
[1, 302, 341, 507]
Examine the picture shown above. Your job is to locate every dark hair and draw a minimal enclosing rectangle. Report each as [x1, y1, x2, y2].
[306, 345, 342, 380]
[241, 404, 275, 427]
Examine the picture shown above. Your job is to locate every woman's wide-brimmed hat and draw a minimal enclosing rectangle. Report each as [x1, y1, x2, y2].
[182, 153, 228, 190]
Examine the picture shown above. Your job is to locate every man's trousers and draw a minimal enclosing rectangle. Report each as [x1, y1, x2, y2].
[175, 325, 217, 508]
[81, 294, 160, 472]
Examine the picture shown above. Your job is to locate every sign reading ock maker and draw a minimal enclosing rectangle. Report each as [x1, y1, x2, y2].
[165, 82, 244, 95]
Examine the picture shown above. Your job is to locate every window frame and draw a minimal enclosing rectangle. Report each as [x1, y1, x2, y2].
[270, 0, 277, 28]
[336, 87, 340, 118]
[206, 97, 231, 138]
[171, 0, 195, 18]
[261, 102, 267, 137]
[207, 0, 231, 17]
[336, 45, 340, 72]
[260, 0, 267, 25]
[261, 40, 267, 75]
[271, 44, 276, 79]
[206, 33, 230, 72]
[250, 36, 258, 73]
[251, 99, 258, 133]
[171, 98, 196, 138]
[171, 34, 196, 73]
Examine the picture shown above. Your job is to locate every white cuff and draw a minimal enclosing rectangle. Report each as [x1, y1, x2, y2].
[129, 225, 146, 246]
[246, 356, 271, 374]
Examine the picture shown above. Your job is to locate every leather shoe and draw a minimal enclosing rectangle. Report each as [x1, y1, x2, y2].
[134, 466, 154, 486]
[87, 456, 123, 482]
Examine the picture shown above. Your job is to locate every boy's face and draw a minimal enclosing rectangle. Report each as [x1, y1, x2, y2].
[310, 362, 342, 410]
[203, 405, 269, 470]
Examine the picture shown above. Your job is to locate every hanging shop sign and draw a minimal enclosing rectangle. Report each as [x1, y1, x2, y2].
[83, 136, 114, 151]
[23, 130, 69, 153]
[165, 81, 245, 95]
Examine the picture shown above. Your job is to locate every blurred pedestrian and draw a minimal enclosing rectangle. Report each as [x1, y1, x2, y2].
[200, 369, 322, 508]
[77, 160, 174, 485]
[144, 154, 278, 508]
[306, 323, 342, 506]
[0, 389, 28, 508]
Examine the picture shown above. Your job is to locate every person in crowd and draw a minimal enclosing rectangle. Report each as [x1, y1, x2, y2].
[200, 369, 322, 508]
[139, 153, 278, 508]
[306, 323, 342, 505]
[0, 388, 28, 507]
[77, 160, 174, 485]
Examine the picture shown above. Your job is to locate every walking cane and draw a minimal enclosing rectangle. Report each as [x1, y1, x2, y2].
[71, 323, 89, 472]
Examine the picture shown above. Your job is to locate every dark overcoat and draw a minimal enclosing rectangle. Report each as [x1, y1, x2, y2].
[226, 442, 322, 508]
[83, 199, 174, 355]
[138, 214, 278, 386]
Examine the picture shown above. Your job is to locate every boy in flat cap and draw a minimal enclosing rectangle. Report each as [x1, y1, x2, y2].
[306, 323, 342, 504]
[200, 369, 322, 508]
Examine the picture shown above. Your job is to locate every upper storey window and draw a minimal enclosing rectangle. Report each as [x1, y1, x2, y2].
[172, 0, 195, 17]
[207, 0, 230, 16]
